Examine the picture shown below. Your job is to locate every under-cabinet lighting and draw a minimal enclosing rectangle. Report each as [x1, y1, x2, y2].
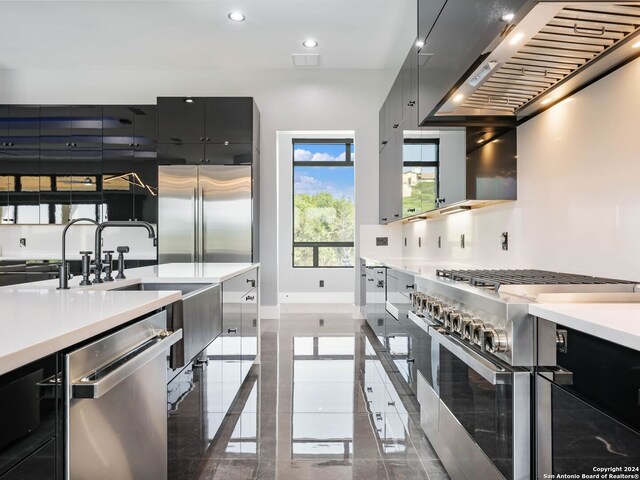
[501, 13, 515, 22]
[440, 205, 471, 216]
[184, 98, 195, 103]
[416, 40, 425, 48]
[407, 217, 426, 223]
[477, 138, 485, 144]
[509, 32, 525, 45]
[632, 40, 640, 49]
[228, 11, 246, 22]
[453, 93, 464, 103]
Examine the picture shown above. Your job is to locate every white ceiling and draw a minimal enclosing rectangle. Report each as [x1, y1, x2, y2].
[0, 0, 416, 70]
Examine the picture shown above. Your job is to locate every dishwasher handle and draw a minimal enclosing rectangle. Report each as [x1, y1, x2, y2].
[71, 329, 182, 399]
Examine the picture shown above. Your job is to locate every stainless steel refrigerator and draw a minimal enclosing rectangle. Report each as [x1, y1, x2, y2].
[158, 165, 258, 263]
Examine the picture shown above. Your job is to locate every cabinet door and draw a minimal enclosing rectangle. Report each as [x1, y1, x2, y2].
[0, 439, 56, 480]
[388, 133, 403, 222]
[158, 97, 205, 144]
[391, 77, 403, 133]
[133, 105, 157, 152]
[167, 361, 208, 480]
[205, 97, 253, 144]
[102, 148, 135, 221]
[241, 288, 258, 373]
[2, 106, 40, 150]
[418, 0, 446, 45]
[158, 143, 205, 165]
[378, 106, 385, 152]
[437, 129, 466, 207]
[378, 144, 390, 224]
[401, 53, 413, 122]
[205, 143, 252, 165]
[102, 106, 134, 150]
[40, 106, 71, 150]
[71, 106, 102, 150]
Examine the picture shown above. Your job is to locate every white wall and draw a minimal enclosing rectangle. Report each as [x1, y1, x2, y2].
[277, 131, 356, 304]
[397, 56, 640, 282]
[0, 67, 397, 309]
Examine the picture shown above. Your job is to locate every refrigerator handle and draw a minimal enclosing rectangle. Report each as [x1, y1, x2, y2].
[193, 187, 198, 262]
[200, 188, 205, 262]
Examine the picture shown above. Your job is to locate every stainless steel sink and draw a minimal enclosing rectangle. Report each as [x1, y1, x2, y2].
[111, 281, 221, 369]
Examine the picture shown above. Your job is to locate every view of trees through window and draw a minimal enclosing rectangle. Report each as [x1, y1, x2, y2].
[402, 140, 439, 215]
[293, 140, 354, 268]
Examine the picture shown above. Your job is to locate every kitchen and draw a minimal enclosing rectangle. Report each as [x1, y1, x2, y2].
[0, 1, 639, 479]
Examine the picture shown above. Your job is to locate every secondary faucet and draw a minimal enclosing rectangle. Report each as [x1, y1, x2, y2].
[58, 218, 102, 290]
[93, 221, 157, 283]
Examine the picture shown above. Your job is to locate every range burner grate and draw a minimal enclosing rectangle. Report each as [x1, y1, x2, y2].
[435, 269, 637, 291]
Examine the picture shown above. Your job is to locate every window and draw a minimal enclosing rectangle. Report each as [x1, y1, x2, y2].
[402, 139, 439, 216]
[292, 139, 354, 268]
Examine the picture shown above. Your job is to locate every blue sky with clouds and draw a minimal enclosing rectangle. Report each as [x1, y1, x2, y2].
[294, 144, 354, 200]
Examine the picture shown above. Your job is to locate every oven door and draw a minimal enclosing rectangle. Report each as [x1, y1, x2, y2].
[431, 326, 530, 480]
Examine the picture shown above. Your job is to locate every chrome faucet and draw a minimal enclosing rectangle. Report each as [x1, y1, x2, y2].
[93, 221, 157, 283]
[58, 218, 102, 290]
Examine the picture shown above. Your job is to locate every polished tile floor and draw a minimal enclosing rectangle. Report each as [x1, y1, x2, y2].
[197, 313, 449, 480]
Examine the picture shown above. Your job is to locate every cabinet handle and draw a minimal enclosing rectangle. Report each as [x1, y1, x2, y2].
[393, 214, 399, 218]
[245, 295, 255, 301]
[406, 284, 415, 289]
[381, 141, 388, 145]
[388, 401, 395, 407]
[247, 279, 256, 287]
[392, 124, 399, 129]
[381, 217, 387, 222]
[367, 278, 374, 282]
[200, 159, 205, 164]
[205, 159, 211, 164]
[71, 143, 77, 147]
[227, 328, 237, 334]
[407, 358, 415, 363]
[207, 137, 211, 142]
[366, 387, 373, 393]
[200, 137, 205, 141]
[408, 208, 416, 213]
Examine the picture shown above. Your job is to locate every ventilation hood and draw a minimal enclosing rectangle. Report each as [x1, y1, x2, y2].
[436, 2, 640, 120]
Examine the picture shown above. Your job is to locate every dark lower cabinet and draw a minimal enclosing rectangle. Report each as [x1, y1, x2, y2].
[0, 354, 60, 480]
[167, 358, 209, 480]
[0, 439, 56, 480]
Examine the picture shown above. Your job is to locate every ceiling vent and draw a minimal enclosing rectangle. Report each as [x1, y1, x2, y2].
[292, 54, 320, 67]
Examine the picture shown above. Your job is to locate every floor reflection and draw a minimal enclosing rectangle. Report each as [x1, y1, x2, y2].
[194, 314, 448, 480]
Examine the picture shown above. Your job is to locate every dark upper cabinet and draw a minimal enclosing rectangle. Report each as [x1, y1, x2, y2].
[0, 106, 40, 149]
[418, 0, 446, 45]
[417, 0, 527, 124]
[204, 97, 253, 144]
[157, 143, 205, 165]
[378, 107, 385, 152]
[206, 143, 252, 165]
[158, 97, 205, 144]
[102, 105, 157, 151]
[40, 106, 102, 150]
[379, 132, 402, 224]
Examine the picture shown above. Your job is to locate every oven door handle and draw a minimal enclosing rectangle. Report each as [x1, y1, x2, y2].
[430, 326, 512, 385]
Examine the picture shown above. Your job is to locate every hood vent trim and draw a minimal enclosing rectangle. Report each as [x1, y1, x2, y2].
[446, 2, 640, 117]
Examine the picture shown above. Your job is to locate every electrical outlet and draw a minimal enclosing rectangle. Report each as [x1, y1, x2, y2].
[460, 234, 465, 249]
[319, 318, 325, 326]
[19, 238, 26, 248]
[376, 237, 388, 246]
[501, 232, 509, 251]
[319, 280, 324, 287]
[418, 237, 422, 248]
[438, 236, 441, 248]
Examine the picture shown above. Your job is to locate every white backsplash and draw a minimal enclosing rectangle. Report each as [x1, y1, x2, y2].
[0, 224, 157, 261]
[367, 56, 640, 282]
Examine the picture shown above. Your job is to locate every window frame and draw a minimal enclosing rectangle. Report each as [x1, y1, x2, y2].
[292, 138, 355, 269]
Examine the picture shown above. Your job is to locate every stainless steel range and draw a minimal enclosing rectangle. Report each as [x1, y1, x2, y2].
[406, 268, 639, 480]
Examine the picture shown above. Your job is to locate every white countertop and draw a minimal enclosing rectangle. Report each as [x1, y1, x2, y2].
[530, 303, 640, 352]
[0, 262, 259, 375]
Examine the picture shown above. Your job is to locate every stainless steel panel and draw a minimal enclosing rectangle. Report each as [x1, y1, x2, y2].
[536, 375, 553, 477]
[158, 165, 198, 263]
[200, 165, 252, 262]
[512, 371, 531, 480]
[66, 311, 171, 480]
[417, 372, 439, 441]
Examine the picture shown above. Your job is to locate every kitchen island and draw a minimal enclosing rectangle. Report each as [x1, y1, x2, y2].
[0, 262, 259, 480]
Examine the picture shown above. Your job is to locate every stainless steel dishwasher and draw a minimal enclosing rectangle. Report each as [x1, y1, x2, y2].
[65, 310, 181, 480]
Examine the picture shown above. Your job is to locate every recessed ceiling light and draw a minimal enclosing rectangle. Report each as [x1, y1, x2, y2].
[509, 32, 525, 45]
[453, 93, 464, 103]
[632, 40, 640, 48]
[416, 40, 425, 48]
[184, 97, 195, 103]
[303, 39, 318, 48]
[501, 13, 515, 22]
[228, 11, 245, 22]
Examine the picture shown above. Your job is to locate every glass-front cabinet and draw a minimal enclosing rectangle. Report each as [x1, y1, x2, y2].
[401, 134, 438, 218]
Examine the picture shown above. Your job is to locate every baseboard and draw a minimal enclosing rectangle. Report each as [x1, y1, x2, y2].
[260, 305, 281, 319]
[279, 291, 354, 304]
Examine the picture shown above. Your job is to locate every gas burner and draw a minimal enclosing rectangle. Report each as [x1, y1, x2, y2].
[436, 269, 637, 292]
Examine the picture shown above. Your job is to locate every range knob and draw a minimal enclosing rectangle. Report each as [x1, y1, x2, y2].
[428, 300, 441, 319]
[484, 328, 509, 353]
[463, 318, 483, 341]
[439, 307, 454, 324]
[472, 323, 490, 346]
